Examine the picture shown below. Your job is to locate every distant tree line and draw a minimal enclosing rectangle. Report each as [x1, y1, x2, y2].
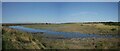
[2, 22, 120, 26]
[81, 22, 120, 26]
[100, 22, 120, 26]
[2, 23, 55, 26]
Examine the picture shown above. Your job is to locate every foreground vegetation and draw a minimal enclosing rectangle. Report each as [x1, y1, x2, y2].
[0, 25, 2, 50]
[2, 27, 120, 49]
[23, 23, 119, 34]
[2, 27, 46, 49]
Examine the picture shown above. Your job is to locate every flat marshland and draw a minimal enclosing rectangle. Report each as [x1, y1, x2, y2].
[23, 23, 119, 34]
[2, 23, 120, 49]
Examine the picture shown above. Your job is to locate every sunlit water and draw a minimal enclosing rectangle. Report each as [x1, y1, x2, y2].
[9, 26, 119, 38]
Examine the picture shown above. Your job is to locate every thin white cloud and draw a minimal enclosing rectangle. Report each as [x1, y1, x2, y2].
[2, 0, 120, 2]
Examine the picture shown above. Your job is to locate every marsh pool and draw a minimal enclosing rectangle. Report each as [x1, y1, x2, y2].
[9, 26, 119, 38]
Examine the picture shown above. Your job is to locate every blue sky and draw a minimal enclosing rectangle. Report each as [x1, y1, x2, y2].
[2, 0, 120, 2]
[0, 2, 1, 23]
[2, 2, 118, 23]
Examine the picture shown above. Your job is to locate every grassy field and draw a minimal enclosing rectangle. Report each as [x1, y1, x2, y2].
[23, 23, 119, 34]
[2, 27, 120, 49]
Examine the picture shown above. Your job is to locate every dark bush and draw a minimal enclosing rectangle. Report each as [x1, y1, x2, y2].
[102, 22, 120, 26]
[111, 28, 116, 31]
